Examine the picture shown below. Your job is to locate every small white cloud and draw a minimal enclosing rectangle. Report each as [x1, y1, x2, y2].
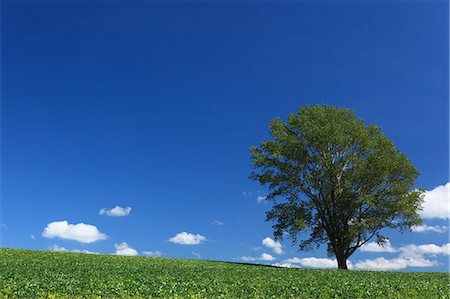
[49, 245, 99, 254]
[240, 256, 257, 262]
[262, 237, 283, 254]
[284, 257, 341, 269]
[42, 221, 108, 243]
[260, 253, 275, 261]
[420, 183, 449, 219]
[142, 251, 163, 257]
[257, 196, 266, 203]
[359, 240, 397, 253]
[114, 242, 138, 256]
[169, 232, 206, 245]
[30, 234, 36, 240]
[212, 220, 224, 226]
[49, 245, 67, 252]
[99, 206, 132, 217]
[240, 253, 275, 262]
[411, 224, 447, 233]
[192, 251, 201, 258]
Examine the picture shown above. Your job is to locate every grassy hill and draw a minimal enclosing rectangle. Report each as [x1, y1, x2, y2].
[0, 248, 448, 298]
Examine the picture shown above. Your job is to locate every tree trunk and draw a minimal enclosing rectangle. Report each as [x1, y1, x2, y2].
[336, 255, 348, 270]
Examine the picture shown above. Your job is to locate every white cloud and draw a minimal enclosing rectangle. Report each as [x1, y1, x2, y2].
[212, 220, 224, 226]
[49, 245, 68, 252]
[142, 251, 163, 257]
[262, 237, 283, 254]
[240, 256, 257, 262]
[30, 234, 36, 240]
[355, 243, 449, 271]
[168, 232, 206, 245]
[274, 242, 449, 271]
[359, 240, 450, 256]
[240, 253, 276, 262]
[420, 183, 449, 219]
[42, 221, 108, 243]
[399, 243, 450, 257]
[354, 256, 437, 271]
[411, 224, 447, 233]
[359, 240, 397, 253]
[49, 244, 99, 254]
[192, 252, 201, 258]
[99, 206, 132, 217]
[284, 257, 342, 269]
[260, 253, 276, 261]
[257, 196, 266, 203]
[114, 242, 138, 256]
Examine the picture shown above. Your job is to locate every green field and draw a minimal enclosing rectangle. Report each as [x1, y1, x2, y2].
[0, 248, 448, 298]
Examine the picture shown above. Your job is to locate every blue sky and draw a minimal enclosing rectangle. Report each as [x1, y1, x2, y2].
[2, 1, 448, 271]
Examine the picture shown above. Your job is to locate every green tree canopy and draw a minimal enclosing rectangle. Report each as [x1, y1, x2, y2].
[250, 105, 423, 269]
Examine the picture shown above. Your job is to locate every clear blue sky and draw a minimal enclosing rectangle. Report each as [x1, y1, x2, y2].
[2, 1, 448, 271]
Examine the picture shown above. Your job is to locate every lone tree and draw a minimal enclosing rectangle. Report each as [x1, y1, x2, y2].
[250, 105, 423, 269]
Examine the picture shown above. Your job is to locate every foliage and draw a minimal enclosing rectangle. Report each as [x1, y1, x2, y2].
[0, 248, 448, 298]
[250, 105, 424, 269]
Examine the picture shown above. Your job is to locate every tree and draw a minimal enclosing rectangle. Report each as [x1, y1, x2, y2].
[250, 105, 423, 269]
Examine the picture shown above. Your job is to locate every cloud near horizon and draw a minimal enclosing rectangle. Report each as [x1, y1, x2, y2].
[114, 242, 138, 256]
[353, 256, 437, 271]
[273, 257, 345, 269]
[49, 244, 99, 254]
[240, 253, 276, 262]
[42, 221, 108, 243]
[99, 206, 132, 217]
[356, 242, 449, 270]
[273, 242, 449, 271]
[288, 257, 343, 269]
[142, 251, 163, 257]
[168, 232, 206, 245]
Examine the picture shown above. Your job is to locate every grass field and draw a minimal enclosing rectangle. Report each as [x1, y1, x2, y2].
[0, 248, 448, 298]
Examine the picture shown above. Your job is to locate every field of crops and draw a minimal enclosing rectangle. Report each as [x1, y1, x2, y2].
[0, 248, 448, 298]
